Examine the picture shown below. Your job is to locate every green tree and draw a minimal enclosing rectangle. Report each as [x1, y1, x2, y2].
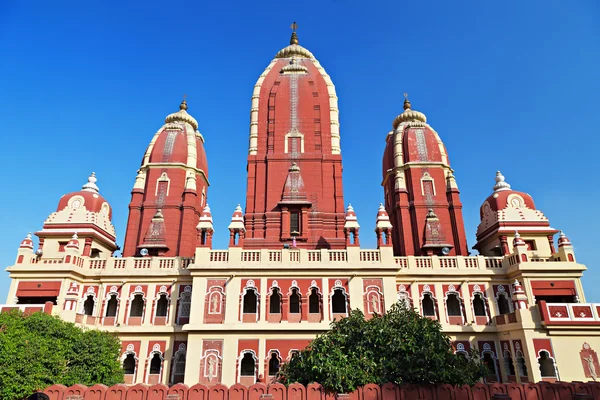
[0, 309, 124, 400]
[278, 303, 486, 393]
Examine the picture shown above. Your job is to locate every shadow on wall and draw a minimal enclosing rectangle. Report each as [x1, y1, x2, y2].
[41, 381, 599, 400]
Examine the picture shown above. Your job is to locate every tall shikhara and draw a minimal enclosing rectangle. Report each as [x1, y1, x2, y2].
[244, 29, 345, 249]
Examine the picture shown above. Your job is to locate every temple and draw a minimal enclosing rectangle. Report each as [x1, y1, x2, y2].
[3, 26, 600, 387]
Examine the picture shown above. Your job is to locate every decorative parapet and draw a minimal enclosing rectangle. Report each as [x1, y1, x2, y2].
[9, 248, 586, 276]
[0, 301, 53, 315]
[539, 300, 600, 326]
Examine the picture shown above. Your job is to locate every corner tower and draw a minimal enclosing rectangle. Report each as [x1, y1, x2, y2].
[244, 26, 345, 249]
[122, 99, 209, 257]
[382, 97, 468, 256]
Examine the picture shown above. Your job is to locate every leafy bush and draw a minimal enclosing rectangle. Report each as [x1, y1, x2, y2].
[0, 309, 124, 400]
[278, 303, 486, 393]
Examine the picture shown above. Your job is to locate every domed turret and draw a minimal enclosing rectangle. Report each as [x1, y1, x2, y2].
[381, 96, 468, 256]
[122, 99, 210, 257]
[37, 173, 118, 258]
[474, 171, 558, 257]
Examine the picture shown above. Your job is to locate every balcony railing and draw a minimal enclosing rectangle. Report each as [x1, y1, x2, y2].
[538, 300, 600, 325]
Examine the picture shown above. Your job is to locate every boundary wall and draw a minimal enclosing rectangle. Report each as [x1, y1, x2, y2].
[42, 382, 600, 400]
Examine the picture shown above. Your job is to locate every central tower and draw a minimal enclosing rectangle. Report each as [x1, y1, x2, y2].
[244, 27, 345, 249]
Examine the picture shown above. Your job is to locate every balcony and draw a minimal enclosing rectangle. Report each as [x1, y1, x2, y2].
[538, 300, 600, 326]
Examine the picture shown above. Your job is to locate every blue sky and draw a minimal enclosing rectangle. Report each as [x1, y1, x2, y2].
[0, 0, 598, 302]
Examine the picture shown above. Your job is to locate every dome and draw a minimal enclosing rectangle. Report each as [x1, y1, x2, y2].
[143, 99, 209, 182]
[476, 171, 550, 239]
[479, 171, 536, 218]
[56, 173, 112, 220]
[47, 172, 116, 238]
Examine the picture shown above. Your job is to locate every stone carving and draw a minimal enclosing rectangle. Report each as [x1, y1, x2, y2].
[580, 342, 600, 381]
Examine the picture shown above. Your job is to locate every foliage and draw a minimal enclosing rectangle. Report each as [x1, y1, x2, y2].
[278, 303, 486, 393]
[0, 309, 124, 400]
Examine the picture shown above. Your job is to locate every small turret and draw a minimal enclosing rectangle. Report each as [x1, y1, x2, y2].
[375, 204, 393, 248]
[139, 210, 168, 256]
[344, 204, 360, 247]
[65, 233, 80, 253]
[197, 205, 214, 248]
[228, 205, 245, 247]
[19, 233, 34, 250]
[556, 231, 576, 262]
[511, 279, 529, 310]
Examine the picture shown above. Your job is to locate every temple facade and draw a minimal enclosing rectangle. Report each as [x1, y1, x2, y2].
[3, 28, 600, 387]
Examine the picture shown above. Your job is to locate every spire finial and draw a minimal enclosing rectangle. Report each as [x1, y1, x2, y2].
[180, 94, 188, 111]
[493, 170, 511, 192]
[290, 21, 299, 45]
[403, 93, 411, 110]
[81, 172, 100, 193]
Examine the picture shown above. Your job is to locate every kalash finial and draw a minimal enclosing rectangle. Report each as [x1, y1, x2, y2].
[403, 93, 412, 110]
[290, 21, 299, 45]
[180, 94, 188, 111]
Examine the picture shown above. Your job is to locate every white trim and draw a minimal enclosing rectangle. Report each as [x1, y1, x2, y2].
[329, 284, 349, 318]
[471, 290, 490, 321]
[126, 287, 146, 325]
[201, 349, 222, 383]
[151, 288, 171, 324]
[145, 348, 164, 384]
[103, 289, 120, 321]
[444, 288, 465, 324]
[364, 285, 383, 314]
[240, 284, 260, 321]
[480, 343, 500, 382]
[266, 349, 283, 376]
[121, 349, 139, 377]
[419, 287, 437, 318]
[206, 286, 225, 315]
[237, 349, 258, 383]
[536, 350, 560, 379]
[79, 289, 98, 317]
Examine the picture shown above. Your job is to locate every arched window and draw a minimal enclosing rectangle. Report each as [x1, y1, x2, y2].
[456, 352, 468, 361]
[240, 352, 255, 376]
[331, 288, 347, 314]
[309, 288, 320, 314]
[268, 352, 280, 376]
[83, 295, 95, 316]
[473, 293, 487, 316]
[130, 294, 144, 317]
[243, 288, 258, 314]
[269, 288, 281, 314]
[179, 292, 191, 319]
[503, 351, 516, 376]
[446, 293, 462, 316]
[172, 349, 186, 384]
[497, 293, 511, 315]
[123, 353, 136, 375]
[422, 293, 436, 317]
[156, 294, 168, 317]
[149, 353, 162, 375]
[398, 292, 411, 309]
[538, 351, 557, 377]
[106, 294, 118, 317]
[483, 352, 497, 377]
[516, 351, 528, 377]
[289, 288, 300, 314]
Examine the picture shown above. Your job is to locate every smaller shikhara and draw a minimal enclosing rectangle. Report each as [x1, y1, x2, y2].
[278, 303, 486, 394]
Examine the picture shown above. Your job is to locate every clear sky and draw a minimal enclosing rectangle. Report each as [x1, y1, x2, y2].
[0, 0, 598, 302]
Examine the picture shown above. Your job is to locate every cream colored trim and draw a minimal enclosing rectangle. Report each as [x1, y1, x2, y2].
[249, 60, 277, 155]
[249, 53, 341, 156]
[283, 131, 305, 154]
